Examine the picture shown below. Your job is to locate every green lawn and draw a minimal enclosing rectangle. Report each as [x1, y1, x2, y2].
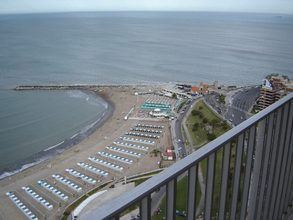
[152, 175, 202, 220]
[152, 100, 238, 219]
[200, 140, 239, 218]
[134, 177, 149, 186]
[186, 100, 230, 146]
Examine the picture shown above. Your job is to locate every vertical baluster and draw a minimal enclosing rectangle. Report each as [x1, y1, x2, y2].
[281, 113, 293, 218]
[267, 103, 289, 219]
[230, 133, 245, 220]
[283, 120, 293, 216]
[246, 119, 266, 220]
[272, 103, 290, 220]
[140, 195, 151, 220]
[218, 143, 231, 220]
[204, 153, 215, 220]
[187, 165, 198, 220]
[262, 108, 282, 219]
[239, 125, 256, 220]
[276, 102, 293, 218]
[166, 178, 177, 220]
[256, 113, 275, 220]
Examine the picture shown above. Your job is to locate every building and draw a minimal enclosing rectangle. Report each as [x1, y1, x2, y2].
[257, 75, 291, 111]
[162, 149, 176, 161]
[191, 82, 209, 95]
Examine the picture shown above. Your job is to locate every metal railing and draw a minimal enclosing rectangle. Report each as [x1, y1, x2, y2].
[82, 93, 293, 220]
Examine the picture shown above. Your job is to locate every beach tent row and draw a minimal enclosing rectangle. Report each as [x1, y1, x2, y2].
[22, 186, 53, 210]
[37, 180, 69, 201]
[88, 156, 123, 171]
[141, 106, 170, 112]
[136, 124, 164, 129]
[77, 162, 109, 177]
[143, 101, 171, 107]
[113, 141, 148, 151]
[146, 99, 171, 105]
[6, 192, 38, 220]
[126, 132, 160, 139]
[130, 127, 162, 134]
[121, 136, 155, 145]
[52, 174, 82, 193]
[107, 146, 142, 158]
[141, 102, 171, 111]
[97, 151, 133, 164]
[65, 168, 97, 185]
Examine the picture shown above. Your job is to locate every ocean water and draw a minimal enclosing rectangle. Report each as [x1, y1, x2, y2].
[0, 11, 292, 175]
[0, 89, 108, 175]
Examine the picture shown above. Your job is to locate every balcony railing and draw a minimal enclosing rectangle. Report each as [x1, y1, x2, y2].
[82, 93, 293, 220]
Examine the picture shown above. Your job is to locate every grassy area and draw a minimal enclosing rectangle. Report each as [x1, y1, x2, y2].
[186, 100, 230, 146]
[200, 139, 238, 218]
[134, 177, 150, 186]
[151, 100, 233, 219]
[152, 100, 234, 219]
[152, 175, 202, 220]
[156, 101, 234, 220]
[219, 94, 226, 104]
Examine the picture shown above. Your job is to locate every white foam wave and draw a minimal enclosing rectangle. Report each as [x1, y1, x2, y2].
[67, 90, 87, 99]
[44, 141, 65, 151]
[70, 133, 79, 139]
[101, 100, 109, 109]
[0, 160, 43, 180]
[67, 91, 104, 107]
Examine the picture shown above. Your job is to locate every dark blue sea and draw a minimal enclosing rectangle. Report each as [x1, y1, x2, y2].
[0, 11, 292, 176]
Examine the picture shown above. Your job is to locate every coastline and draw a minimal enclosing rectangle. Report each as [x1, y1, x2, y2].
[0, 88, 115, 180]
[0, 84, 151, 190]
[0, 84, 166, 219]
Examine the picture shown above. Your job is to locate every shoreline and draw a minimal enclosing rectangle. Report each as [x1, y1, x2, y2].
[0, 88, 115, 180]
[14, 84, 152, 91]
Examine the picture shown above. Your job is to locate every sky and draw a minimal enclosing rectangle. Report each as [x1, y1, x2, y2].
[0, 0, 292, 14]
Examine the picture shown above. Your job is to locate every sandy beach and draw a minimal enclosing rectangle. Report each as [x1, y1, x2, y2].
[0, 85, 172, 220]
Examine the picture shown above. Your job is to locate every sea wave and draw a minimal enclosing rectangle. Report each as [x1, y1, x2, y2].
[0, 104, 109, 180]
[0, 160, 44, 180]
[70, 132, 79, 139]
[66, 90, 103, 107]
[80, 112, 105, 134]
[44, 141, 65, 152]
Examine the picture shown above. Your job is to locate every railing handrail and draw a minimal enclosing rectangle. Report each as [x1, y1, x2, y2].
[83, 92, 293, 220]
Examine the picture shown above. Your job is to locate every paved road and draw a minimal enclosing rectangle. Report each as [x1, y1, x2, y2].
[173, 98, 199, 158]
[205, 86, 260, 126]
[225, 86, 260, 125]
[204, 92, 227, 115]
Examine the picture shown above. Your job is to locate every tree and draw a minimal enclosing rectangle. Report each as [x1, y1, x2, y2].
[207, 133, 216, 141]
[210, 118, 220, 126]
[222, 124, 228, 130]
[198, 112, 204, 119]
[191, 109, 200, 116]
[192, 123, 199, 131]
[203, 117, 209, 124]
[172, 93, 177, 99]
[219, 94, 226, 104]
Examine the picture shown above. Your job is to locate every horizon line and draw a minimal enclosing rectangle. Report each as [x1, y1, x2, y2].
[0, 9, 292, 16]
